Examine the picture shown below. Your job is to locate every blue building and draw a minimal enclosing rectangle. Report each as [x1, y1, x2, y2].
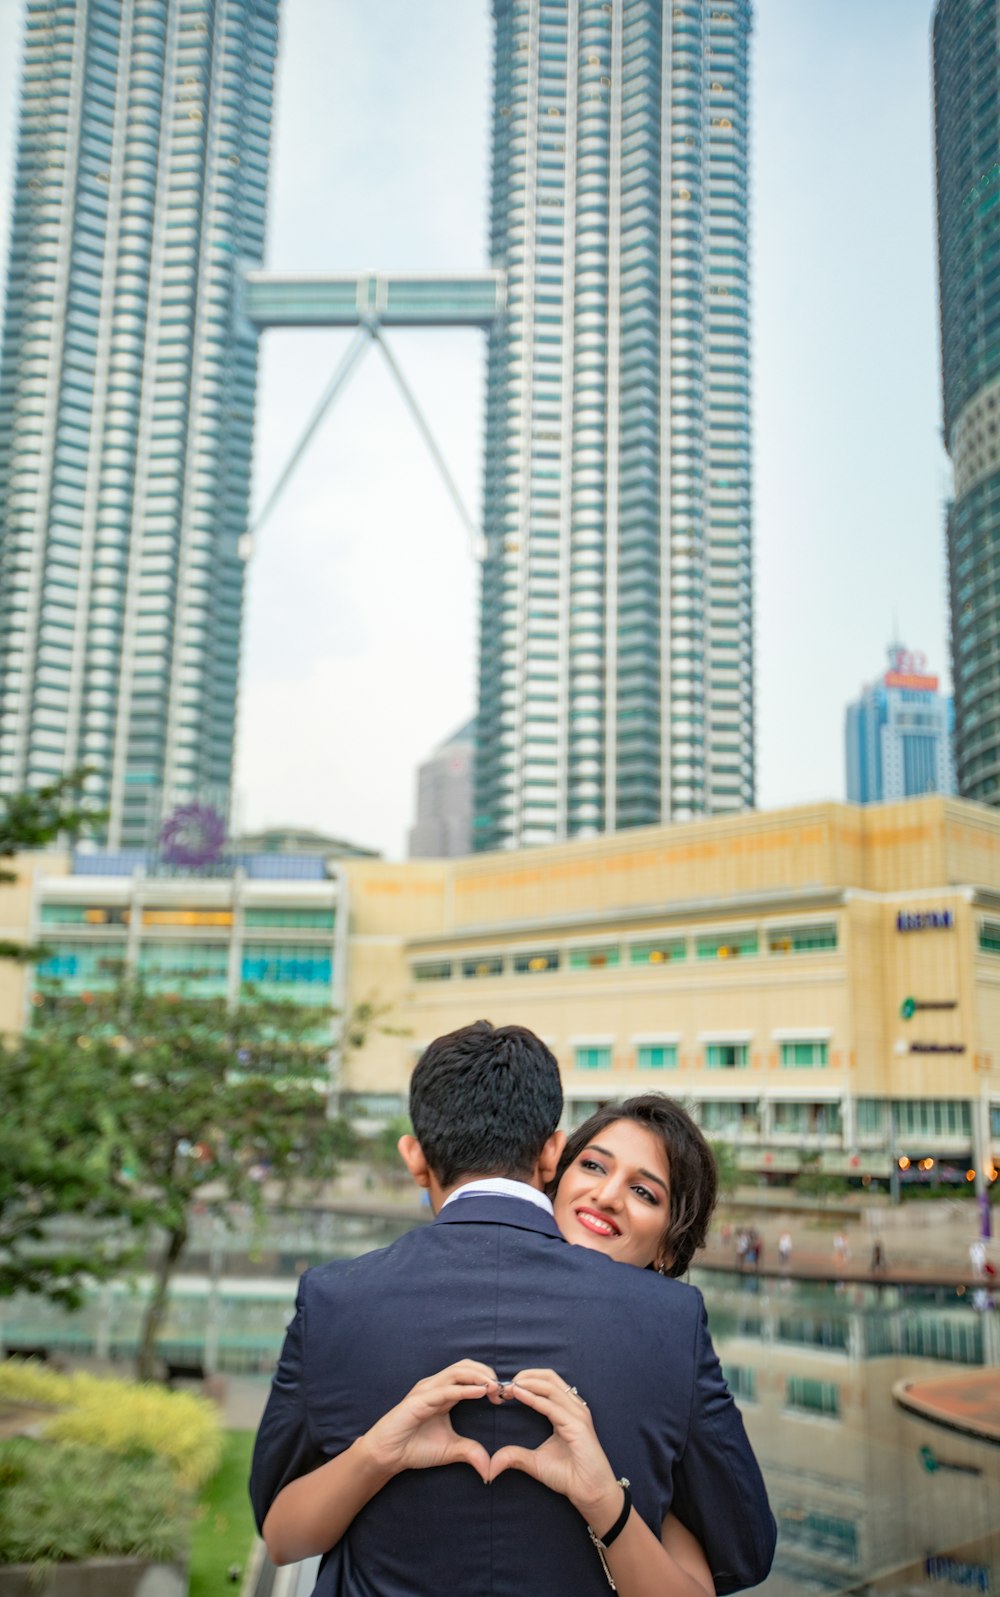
[845, 646, 956, 804]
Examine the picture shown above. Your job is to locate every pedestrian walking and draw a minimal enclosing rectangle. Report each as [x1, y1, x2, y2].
[778, 1231, 792, 1267]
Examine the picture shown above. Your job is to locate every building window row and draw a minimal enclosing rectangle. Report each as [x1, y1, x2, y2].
[410, 920, 838, 983]
[568, 1038, 830, 1074]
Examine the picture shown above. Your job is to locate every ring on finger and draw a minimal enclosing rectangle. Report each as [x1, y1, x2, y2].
[565, 1384, 588, 1407]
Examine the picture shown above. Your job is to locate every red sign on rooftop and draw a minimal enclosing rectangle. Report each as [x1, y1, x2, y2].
[885, 647, 938, 692]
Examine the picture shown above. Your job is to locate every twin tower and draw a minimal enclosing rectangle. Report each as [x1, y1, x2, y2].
[0, 1, 753, 852]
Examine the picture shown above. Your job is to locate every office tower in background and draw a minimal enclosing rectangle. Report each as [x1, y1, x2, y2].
[474, 0, 753, 851]
[845, 643, 955, 804]
[409, 719, 475, 858]
[934, 0, 1000, 807]
[0, 0, 278, 847]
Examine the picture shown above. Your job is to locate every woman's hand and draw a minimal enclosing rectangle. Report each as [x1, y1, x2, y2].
[488, 1368, 623, 1530]
[361, 1358, 498, 1483]
[263, 1359, 499, 1564]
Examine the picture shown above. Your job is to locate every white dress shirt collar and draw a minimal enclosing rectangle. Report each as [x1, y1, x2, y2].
[441, 1175, 554, 1215]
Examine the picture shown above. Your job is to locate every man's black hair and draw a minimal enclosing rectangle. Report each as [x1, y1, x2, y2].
[409, 1019, 563, 1188]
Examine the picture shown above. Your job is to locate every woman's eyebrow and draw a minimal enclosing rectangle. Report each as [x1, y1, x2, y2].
[585, 1143, 668, 1195]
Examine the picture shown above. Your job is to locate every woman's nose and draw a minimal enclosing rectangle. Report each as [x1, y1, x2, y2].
[592, 1172, 624, 1207]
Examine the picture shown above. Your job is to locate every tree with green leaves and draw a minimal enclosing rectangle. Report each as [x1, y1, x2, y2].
[708, 1139, 741, 1199]
[795, 1150, 850, 1201]
[4, 979, 363, 1379]
[0, 1023, 141, 1309]
[0, 768, 104, 963]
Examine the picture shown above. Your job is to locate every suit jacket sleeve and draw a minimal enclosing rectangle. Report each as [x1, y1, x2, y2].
[670, 1293, 776, 1594]
[249, 1274, 328, 1533]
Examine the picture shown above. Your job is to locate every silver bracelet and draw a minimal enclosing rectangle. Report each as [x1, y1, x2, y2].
[586, 1479, 631, 1591]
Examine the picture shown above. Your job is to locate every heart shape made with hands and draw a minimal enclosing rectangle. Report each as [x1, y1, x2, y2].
[466, 1375, 608, 1494]
[385, 1362, 606, 1492]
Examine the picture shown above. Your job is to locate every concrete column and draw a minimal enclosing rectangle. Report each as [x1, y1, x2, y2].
[227, 866, 245, 1009]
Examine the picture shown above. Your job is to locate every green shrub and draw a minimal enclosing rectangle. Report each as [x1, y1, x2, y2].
[0, 1439, 190, 1566]
[0, 1361, 221, 1487]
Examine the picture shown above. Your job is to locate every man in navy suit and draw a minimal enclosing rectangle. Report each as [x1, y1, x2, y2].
[250, 1021, 775, 1595]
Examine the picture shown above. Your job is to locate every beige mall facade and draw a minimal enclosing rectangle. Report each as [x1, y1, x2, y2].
[7, 796, 1000, 1193]
[341, 797, 1000, 1193]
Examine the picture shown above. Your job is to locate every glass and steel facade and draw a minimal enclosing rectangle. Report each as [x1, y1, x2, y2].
[935, 0, 1000, 804]
[475, 0, 753, 850]
[0, 0, 278, 847]
[845, 646, 955, 803]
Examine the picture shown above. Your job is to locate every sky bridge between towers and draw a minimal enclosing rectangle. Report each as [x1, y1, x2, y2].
[241, 269, 506, 553]
[242, 269, 506, 329]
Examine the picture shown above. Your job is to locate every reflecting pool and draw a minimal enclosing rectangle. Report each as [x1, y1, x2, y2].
[695, 1269, 1000, 1596]
[3, 1218, 1000, 1595]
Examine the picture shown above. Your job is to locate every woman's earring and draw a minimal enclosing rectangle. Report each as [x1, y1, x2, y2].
[656, 1261, 666, 1275]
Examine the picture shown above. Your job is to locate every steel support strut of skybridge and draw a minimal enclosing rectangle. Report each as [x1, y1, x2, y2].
[241, 270, 505, 552]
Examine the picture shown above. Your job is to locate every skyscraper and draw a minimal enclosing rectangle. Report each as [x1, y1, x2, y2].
[934, 0, 1000, 807]
[474, 0, 753, 851]
[408, 719, 475, 858]
[845, 644, 956, 805]
[0, 0, 278, 848]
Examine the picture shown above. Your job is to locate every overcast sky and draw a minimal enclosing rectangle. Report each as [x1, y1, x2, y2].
[0, 0, 948, 857]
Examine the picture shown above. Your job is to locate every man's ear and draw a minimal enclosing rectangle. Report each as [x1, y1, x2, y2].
[397, 1133, 431, 1190]
[536, 1128, 566, 1188]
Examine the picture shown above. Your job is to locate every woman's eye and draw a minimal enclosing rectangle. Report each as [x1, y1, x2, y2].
[579, 1158, 605, 1174]
[633, 1184, 659, 1204]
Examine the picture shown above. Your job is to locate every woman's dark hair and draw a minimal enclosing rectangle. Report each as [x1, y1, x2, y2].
[553, 1094, 717, 1277]
[410, 1019, 563, 1188]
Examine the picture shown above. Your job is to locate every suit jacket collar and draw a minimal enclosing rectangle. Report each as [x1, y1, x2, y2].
[432, 1191, 564, 1241]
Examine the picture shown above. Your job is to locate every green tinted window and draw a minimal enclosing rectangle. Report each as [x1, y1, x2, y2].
[696, 931, 757, 961]
[723, 1365, 757, 1401]
[513, 950, 560, 974]
[637, 1044, 677, 1070]
[244, 908, 335, 929]
[705, 1042, 748, 1069]
[575, 1045, 611, 1071]
[629, 940, 686, 966]
[411, 961, 452, 983]
[769, 923, 837, 954]
[980, 920, 1000, 953]
[786, 1377, 839, 1418]
[569, 945, 620, 969]
[461, 956, 505, 978]
[780, 1040, 828, 1068]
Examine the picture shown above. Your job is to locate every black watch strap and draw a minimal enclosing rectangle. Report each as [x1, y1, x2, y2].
[597, 1479, 632, 1549]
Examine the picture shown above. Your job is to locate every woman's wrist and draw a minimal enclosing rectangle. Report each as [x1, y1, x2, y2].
[573, 1476, 626, 1533]
[350, 1428, 400, 1487]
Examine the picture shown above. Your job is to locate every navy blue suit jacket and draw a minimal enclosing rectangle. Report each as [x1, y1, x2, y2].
[250, 1195, 775, 1596]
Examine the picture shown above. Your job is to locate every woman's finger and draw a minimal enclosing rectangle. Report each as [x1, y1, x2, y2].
[425, 1360, 498, 1387]
[510, 1369, 582, 1403]
[508, 1377, 593, 1428]
[506, 1382, 587, 1432]
[488, 1444, 543, 1483]
[411, 1379, 493, 1417]
[448, 1436, 492, 1484]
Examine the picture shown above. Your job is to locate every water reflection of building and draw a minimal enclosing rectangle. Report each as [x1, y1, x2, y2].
[4, 1250, 1000, 1597]
[702, 1276, 1000, 1596]
[14, 794, 1000, 1193]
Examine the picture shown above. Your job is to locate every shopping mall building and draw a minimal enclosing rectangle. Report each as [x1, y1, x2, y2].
[5, 795, 1000, 1194]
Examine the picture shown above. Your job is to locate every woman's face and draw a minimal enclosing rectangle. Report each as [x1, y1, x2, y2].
[553, 1118, 671, 1270]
